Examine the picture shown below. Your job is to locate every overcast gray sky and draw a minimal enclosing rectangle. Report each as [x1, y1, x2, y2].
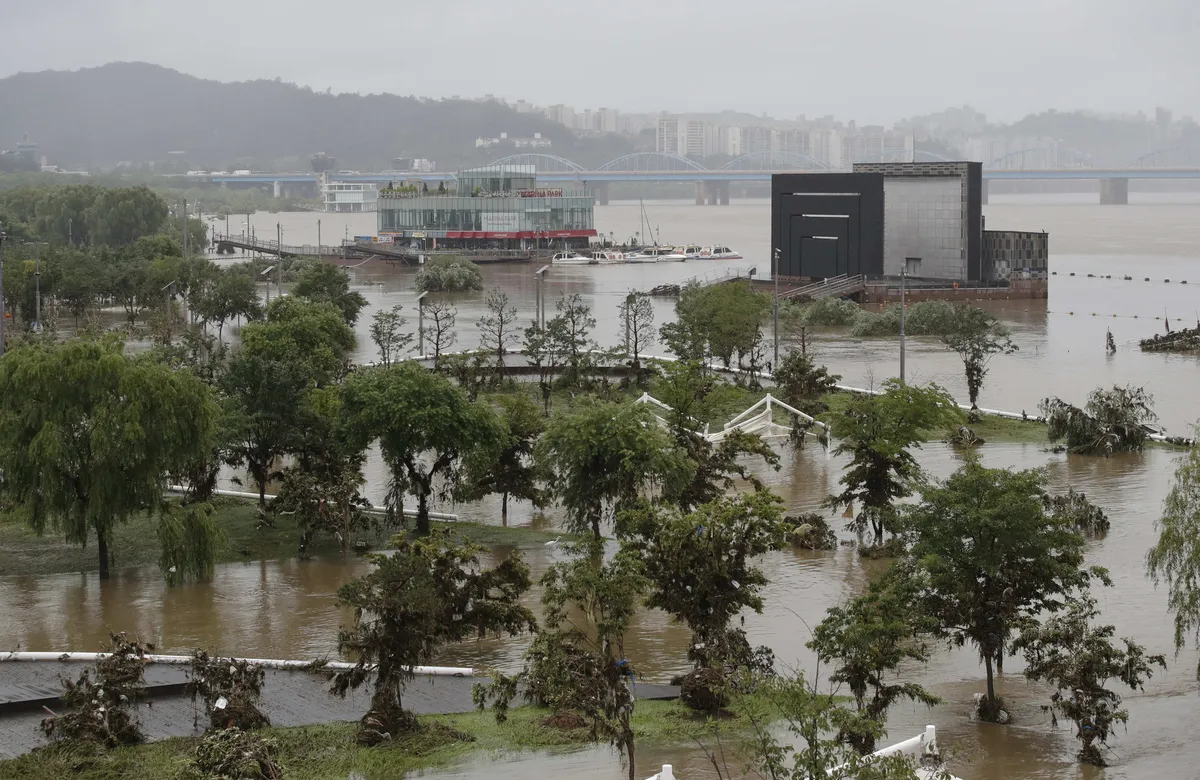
[4, 0, 1198, 123]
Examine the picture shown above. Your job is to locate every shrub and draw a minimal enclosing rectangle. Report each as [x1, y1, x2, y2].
[413, 256, 483, 292]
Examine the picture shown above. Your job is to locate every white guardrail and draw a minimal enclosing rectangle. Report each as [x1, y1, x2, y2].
[644, 726, 961, 780]
[166, 486, 460, 522]
[0, 651, 475, 678]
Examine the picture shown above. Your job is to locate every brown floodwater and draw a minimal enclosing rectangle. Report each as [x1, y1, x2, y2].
[3, 194, 1200, 778]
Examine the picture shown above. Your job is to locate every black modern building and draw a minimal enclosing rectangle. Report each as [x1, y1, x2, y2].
[772, 162, 991, 282]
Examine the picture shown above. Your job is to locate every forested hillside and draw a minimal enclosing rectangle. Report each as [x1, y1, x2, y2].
[0, 63, 626, 171]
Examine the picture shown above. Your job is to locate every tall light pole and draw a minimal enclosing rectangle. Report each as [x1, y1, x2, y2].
[34, 248, 41, 333]
[182, 199, 189, 257]
[260, 265, 275, 306]
[772, 247, 781, 369]
[535, 265, 550, 327]
[416, 291, 428, 355]
[0, 227, 6, 356]
[900, 259, 918, 384]
[276, 223, 283, 298]
[317, 219, 322, 256]
[68, 218, 72, 246]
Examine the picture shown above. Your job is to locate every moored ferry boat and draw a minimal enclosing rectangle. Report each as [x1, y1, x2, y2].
[590, 250, 627, 264]
[552, 251, 595, 266]
[699, 245, 742, 259]
[627, 246, 686, 263]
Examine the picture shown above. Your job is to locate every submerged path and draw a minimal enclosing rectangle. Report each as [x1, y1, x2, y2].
[0, 657, 678, 758]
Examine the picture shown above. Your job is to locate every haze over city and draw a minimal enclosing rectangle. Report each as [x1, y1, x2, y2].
[4, 0, 1199, 123]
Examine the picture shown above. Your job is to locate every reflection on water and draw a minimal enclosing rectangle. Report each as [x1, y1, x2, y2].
[5, 196, 1200, 778]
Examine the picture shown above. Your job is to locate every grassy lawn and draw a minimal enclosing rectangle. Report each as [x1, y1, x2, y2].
[0, 497, 568, 578]
[0, 699, 723, 780]
[817, 390, 1050, 445]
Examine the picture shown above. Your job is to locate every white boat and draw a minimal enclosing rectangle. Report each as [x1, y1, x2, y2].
[591, 250, 627, 264]
[680, 244, 705, 260]
[699, 245, 743, 260]
[552, 251, 595, 266]
[628, 246, 686, 263]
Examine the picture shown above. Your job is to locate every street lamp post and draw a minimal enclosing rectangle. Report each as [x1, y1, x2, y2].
[535, 265, 550, 327]
[317, 219, 322, 256]
[416, 291, 429, 355]
[34, 249, 41, 333]
[772, 248, 781, 369]
[900, 258, 919, 383]
[276, 223, 283, 298]
[260, 265, 275, 306]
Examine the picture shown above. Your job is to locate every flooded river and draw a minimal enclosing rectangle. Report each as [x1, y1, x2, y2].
[3, 194, 1200, 778]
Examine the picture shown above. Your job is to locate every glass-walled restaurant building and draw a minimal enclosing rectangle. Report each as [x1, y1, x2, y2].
[377, 164, 597, 250]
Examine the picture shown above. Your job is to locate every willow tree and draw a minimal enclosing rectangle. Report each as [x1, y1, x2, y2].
[1040, 385, 1156, 456]
[1146, 444, 1200, 677]
[0, 338, 218, 579]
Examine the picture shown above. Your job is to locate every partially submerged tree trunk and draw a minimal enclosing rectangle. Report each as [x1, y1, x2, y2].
[97, 525, 111, 581]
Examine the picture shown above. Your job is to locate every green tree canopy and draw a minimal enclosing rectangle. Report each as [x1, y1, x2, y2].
[905, 461, 1104, 719]
[536, 401, 692, 540]
[333, 532, 535, 744]
[292, 262, 369, 326]
[660, 281, 769, 368]
[458, 394, 547, 526]
[940, 305, 1018, 409]
[0, 337, 218, 579]
[826, 380, 963, 545]
[340, 362, 505, 533]
[807, 575, 939, 754]
[241, 297, 355, 386]
[624, 490, 788, 675]
[1146, 443, 1200, 677]
[1013, 594, 1165, 766]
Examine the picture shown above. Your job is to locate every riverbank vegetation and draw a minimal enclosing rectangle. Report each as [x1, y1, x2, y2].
[413, 256, 484, 292]
[0, 188, 1190, 774]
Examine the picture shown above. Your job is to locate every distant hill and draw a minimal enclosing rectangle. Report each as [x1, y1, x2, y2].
[0, 62, 626, 172]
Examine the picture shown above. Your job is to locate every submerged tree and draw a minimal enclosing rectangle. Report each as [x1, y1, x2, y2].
[476, 287, 520, 378]
[1040, 385, 1156, 455]
[623, 490, 787, 706]
[940, 305, 1018, 411]
[619, 289, 655, 380]
[550, 293, 598, 387]
[1013, 595, 1165, 766]
[808, 574, 939, 755]
[826, 380, 962, 546]
[458, 394, 547, 526]
[369, 304, 414, 367]
[0, 338, 217, 579]
[340, 362, 504, 534]
[1043, 488, 1110, 535]
[905, 461, 1103, 721]
[474, 539, 647, 780]
[773, 350, 842, 419]
[424, 300, 457, 368]
[522, 319, 567, 413]
[41, 633, 151, 748]
[333, 533, 535, 745]
[536, 401, 690, 540]
[1146, 443, 1200, 677]
[292, 261, 368, 326]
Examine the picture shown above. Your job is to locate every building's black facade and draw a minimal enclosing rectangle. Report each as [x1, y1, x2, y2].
[771, 162, 989, 282]
[770, 173, 884, 279]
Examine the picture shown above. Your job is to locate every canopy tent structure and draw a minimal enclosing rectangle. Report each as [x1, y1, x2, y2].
[633, 393, 829, 445]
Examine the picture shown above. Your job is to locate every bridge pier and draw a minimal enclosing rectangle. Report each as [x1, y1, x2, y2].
[1100, 177, 1129, 205]
[716, 181, 730, 206]
[592, 181, 610, 206]
[695, 181, 730, 206]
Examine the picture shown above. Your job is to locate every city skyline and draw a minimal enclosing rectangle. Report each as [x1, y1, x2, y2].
[3, 0, 1197, 125]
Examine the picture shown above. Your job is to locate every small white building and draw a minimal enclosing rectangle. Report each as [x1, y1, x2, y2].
[321, 173, 379, 213]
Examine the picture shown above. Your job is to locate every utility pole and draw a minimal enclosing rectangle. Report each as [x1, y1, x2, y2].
[317, 219, 322, 256]
[182, 199, 189, 257]
[772, 247, 781, 369]
[535, 265, 550, 327]
[625, 292, 633, 354]
[68, 218, 72, 246]
[899, 262, 910, 383]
